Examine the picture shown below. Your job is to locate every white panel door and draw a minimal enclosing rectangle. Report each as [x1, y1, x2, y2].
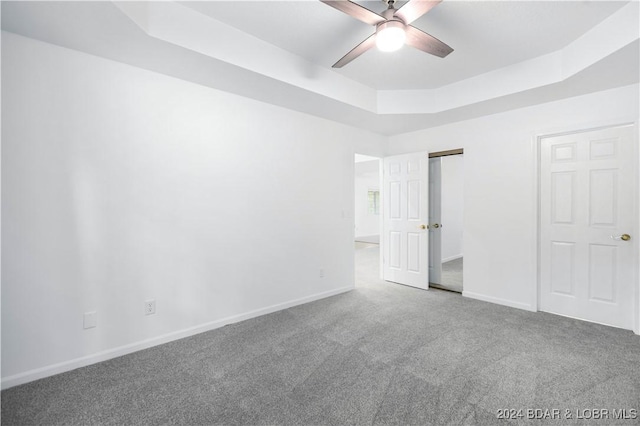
[383, 153, 430, 290]
[428, 157, 442, 285]
[540, 125, 636, 329]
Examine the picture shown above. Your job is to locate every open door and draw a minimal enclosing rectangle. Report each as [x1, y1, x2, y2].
[383, 153, 430, 290]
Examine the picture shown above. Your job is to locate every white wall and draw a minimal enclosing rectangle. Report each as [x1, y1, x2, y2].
[354, 160, 380, 239]
[387, 84, 639, 312]
[440, 155, 464, 262]
[0, 32, 386, 386]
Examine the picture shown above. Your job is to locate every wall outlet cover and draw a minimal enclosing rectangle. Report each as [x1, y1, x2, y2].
[145, 299, 156, 315]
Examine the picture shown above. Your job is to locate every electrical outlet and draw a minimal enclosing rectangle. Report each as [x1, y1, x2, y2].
[319, 268, 325, 278]
[83, 311, 97, 329]
[144, 299, 156, 315]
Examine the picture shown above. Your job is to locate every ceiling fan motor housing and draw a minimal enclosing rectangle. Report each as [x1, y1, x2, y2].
[378, 5, 406, 34]
[376, 20, 406, 34]
[382, 7, 401, 21]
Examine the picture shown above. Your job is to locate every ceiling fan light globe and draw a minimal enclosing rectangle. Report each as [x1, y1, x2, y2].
[376, 21, 406, 52]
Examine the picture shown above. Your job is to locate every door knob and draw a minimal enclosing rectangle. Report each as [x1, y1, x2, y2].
[433, 223, 440, 229]
[611, 234, 631, 241]
[419, 224, 427, 230]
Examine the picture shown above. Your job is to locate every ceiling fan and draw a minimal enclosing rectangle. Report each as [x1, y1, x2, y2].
[321, 0, 453, 68]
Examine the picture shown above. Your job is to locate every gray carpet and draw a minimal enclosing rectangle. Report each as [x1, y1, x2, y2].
[2, 246, 640, 425]
[432, 257, 463, 293]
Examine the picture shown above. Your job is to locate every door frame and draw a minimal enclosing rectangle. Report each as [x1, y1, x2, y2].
[533, 118, 640, 334]
[428, 149, 464, 290]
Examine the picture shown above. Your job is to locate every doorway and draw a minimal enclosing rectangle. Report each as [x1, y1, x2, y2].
[354, 154, 382, 286]
[428, 150, 464, 293]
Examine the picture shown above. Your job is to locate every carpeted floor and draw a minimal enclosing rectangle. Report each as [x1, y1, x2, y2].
[2, 246, 640, 425]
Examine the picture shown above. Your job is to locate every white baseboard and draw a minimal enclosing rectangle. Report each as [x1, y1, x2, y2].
[1, 286, 353, 390]
[442, 254, 463, 263]
[462, 290, 535, 312]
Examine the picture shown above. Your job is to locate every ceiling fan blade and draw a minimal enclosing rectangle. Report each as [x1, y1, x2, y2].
[320, 0, 385, 26]
[332, 33, 376, 68]
[394, 0, 441, 25]
[405, 25, 453, 58]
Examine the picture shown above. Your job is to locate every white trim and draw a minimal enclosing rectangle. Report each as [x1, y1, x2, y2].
[1, 286, 353, 390]
[378, 158, 385, 280]
[542, 310, 628, 331]
[633, 120, 640, 335]
[463, 291, 535, 312]
[532, 118, 640, 334]
[531, 129, 541, 314]
[441, 254, 463, 263]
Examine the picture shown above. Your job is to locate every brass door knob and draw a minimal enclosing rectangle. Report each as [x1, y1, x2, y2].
[433, 223, 440, 229]
[612, 234, 631, 241]
[419, 224, 427, 230]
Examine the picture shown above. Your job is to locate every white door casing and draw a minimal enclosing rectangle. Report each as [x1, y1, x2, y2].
[383, 153, 430, 290]
[539, 125, 636, 329]
[428, 157, 443, 285]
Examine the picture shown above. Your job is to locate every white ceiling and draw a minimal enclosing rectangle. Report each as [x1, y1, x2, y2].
[1, 1, 638, 136]
[181, 1, 628, 90]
